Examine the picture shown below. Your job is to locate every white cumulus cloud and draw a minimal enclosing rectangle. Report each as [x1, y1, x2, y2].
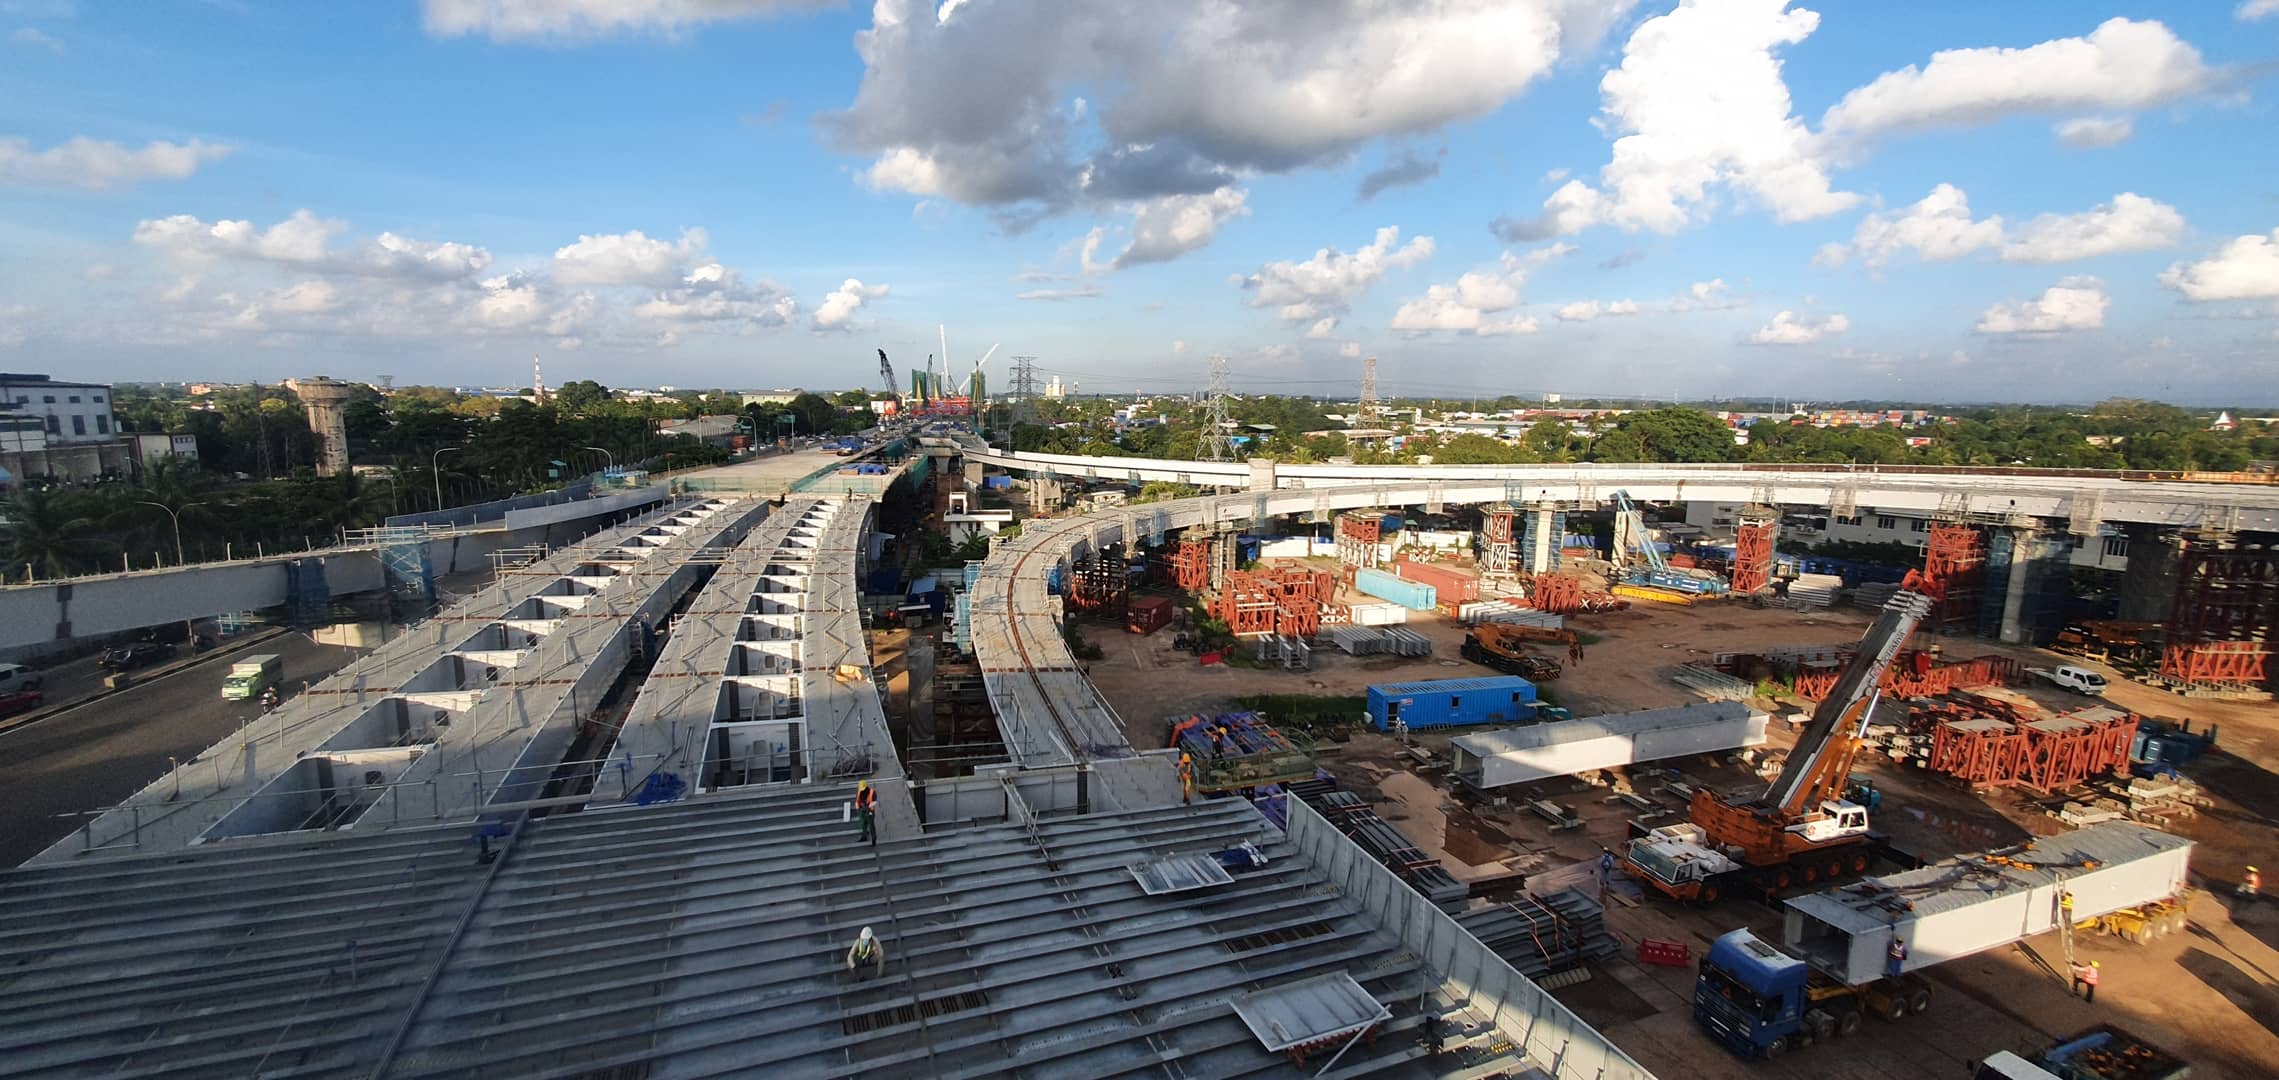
[812, 278, 890, 331]
[134, 210, 347, 265]
[2243, 0, 2279, 21]
[11, 26, 62, 52]
[1390, 250, 1544, 336]
[2, 135, 230, 190]
[1111, 187, 1248, 269]
[1555, 299, 1641, 322]
[1497, 0, 1854, 240]
[829, 0, 1631, 213]
[1817, 183, 2003, 268]
[552, 227, 709, 287]
[2054, 116, 2134, 148]
[1750, 310, 1849, 344]
[2160, 229, 2279, 301]
[1999, 193, 2184, 263]
[420, 0, 834, 41]
[1241, 226, 1435, 324]
[1974, 277, 2108, 334]
[1820, 19, 2213, 142]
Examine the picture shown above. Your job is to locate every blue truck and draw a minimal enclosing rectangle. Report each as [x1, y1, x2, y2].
[1693, 929, 1933, 1059]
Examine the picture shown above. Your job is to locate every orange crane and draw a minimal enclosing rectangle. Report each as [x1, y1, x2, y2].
[1460, 622, 1567, 681]
[1622, 569, 1942, 903]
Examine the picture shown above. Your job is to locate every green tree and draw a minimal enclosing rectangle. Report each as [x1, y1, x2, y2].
[1, 489, 111, 579]
[553, 379, 612, 416]
[1618, 407, 1735, 462]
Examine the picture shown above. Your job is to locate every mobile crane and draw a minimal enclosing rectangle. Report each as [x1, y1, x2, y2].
[1459, 622, 1567, 681]
[1621, 569, 1940, 903]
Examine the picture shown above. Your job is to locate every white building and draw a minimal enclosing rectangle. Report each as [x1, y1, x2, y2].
[1, 374, 115, 444]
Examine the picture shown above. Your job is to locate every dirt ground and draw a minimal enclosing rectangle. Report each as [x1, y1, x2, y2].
[1080, 596, 2279, 1079]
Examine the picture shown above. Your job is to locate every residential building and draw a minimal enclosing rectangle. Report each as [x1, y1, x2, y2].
[128, 432, 201, 469]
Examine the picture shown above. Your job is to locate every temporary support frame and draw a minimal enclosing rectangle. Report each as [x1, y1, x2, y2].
[1478, 504, 1518, 579]
[2159, 532, 2279, 688]
[1336, 511, 1382, 571]
[1923, 520, 1988, 629]
[1730, 512, 1778, 595]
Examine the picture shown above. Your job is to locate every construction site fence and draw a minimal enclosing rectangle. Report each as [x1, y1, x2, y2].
[1284, 797, 1654, 1080]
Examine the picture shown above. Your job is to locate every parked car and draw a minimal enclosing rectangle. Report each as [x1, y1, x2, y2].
[0, 689, 43, 719]
[98, 641, 177, 671]
[2029, 664, 2109, 696]
[0, 662, 44, 695]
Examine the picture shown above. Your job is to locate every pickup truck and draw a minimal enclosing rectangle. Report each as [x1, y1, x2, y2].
[2026, 665, 2109, 696]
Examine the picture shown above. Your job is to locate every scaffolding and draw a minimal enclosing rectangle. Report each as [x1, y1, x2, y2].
[1066, 543, 1130, 617]
[1731, 512, 1778, 595]
[2160, 532, 2279, 688]
[1923, 520, 1988, 629]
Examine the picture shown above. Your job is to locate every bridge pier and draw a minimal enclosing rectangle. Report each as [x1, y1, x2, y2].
[1998, 526, 2037, 645]
[2117, 523, 2182, 623]
[1248, 458, 1277, 492]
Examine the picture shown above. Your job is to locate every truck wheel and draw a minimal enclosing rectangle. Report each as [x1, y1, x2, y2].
[1882, 997, 1908, 1022]
[1828, 858, 1845, 879]
[1838, 1010, 1863, 1037]
[1851, 853, 1870, 874]
[1763, 1036, 1787, 1058]
[1698, 882, 1721, 904]
[1908, 988, 1932, 1014]
[1775, 869, 1792, 889]
[2130, 925, 2152, 945]
[1810, 1012, 1835, 1041]
[1802, 865, 1819, 885]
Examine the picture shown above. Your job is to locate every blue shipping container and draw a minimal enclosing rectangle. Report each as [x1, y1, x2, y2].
[1355, 567, 1436, 610]
[1366, 676, 1538, 732]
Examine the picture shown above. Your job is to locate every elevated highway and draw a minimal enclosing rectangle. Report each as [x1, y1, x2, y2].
[960, 445, 2279, 531]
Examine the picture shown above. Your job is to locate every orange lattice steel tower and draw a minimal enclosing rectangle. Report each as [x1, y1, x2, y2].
[1731, 512, 1777, 594]
[1923, 520, 1988, 629]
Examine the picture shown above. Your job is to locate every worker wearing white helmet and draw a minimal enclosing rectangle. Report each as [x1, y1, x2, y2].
[847, 925, 885, 980]
[2239, 865, 2261, 899]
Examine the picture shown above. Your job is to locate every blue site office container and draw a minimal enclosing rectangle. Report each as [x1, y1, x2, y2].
[1366, 676, 1538, 732]
[1355, 567, 1436, 610]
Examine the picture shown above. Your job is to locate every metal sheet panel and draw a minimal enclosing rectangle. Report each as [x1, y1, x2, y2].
[1452, 702, 1767, 788]
[1229, 972, 1391, 1052]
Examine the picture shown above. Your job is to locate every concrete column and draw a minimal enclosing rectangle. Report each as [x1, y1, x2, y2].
[962, 460, 982, 487]
[2117, 523, 2182, 622]
[1528, 507, 1556, 574]
[1999, 527, 2037, 645]
[1248, 458, 1278, 492]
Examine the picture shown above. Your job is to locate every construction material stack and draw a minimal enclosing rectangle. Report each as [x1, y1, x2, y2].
[1288, 779, 1468, 911]
[1168, 712, 1318, 793]
[1335, 511, 1383, 571]
[1455, 890, 1621, 981]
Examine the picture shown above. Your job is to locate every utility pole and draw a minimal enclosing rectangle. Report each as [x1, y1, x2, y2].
[1198, 355, 1234, 462]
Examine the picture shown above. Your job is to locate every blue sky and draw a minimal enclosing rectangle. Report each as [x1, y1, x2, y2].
[2, 1, 2277, 404]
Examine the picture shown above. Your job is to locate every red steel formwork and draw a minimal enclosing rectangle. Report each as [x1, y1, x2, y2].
[1922, 521, 1989, 629]
[1066, 546, 1130, 617]
[2160, 534, 2279, 687]
[1212, 570, 1280, 637]
[1336, 511, 1383, 571]
[1731, 515, 1778, 594]
[1530, 574, 1584, 614]
[1794, 649, 2015, 701]
[1166, 538, 1212, 593]
[1928, 716, 2031, 788]
[2019, 708, 2137, 791]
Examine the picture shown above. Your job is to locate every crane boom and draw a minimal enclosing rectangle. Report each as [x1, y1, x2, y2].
[877, 348, 896, 397]
[1611, 491, 1668, 572]
[1759, 573, 1937, 815]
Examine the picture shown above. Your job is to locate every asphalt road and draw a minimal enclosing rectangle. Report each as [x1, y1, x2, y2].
[0, 632, 361, 866]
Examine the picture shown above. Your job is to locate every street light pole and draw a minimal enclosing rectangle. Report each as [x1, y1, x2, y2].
[433, 446, 464, 512]
[584, 446, 613, 473]
[135, 500, 185, 565]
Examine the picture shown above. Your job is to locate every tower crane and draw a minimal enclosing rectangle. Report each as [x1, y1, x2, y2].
[1621, 569, 1943, 903]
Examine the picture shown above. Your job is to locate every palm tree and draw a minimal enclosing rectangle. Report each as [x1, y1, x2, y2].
[1, 488, 112, 580]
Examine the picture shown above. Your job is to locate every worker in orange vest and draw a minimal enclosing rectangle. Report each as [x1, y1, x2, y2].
[2239, 865, 2261, 899]
[1177, 752, 1195, 805]
[2070, 960, 2100, 1003]
[854, 780, 878, 845]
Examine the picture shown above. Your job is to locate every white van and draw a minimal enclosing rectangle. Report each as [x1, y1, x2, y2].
[0, 663, 45, 695]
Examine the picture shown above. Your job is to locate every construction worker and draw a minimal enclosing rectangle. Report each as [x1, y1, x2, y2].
[1885, 936, 1908, 980]
[1567, 639, 1584, 665]
[2239, 865, 2261, 899]
[854, 780, 877, 845]
[1177, 752, 1195, 805]
[846, 926, 885, 981]
[2070, 960, 2100, 1002]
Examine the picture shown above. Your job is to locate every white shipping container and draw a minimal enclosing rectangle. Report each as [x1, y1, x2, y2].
[1349, 602, 1410, 626]
[1450, 702, 1767, 788]
[1783, 822, 2192, 986]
